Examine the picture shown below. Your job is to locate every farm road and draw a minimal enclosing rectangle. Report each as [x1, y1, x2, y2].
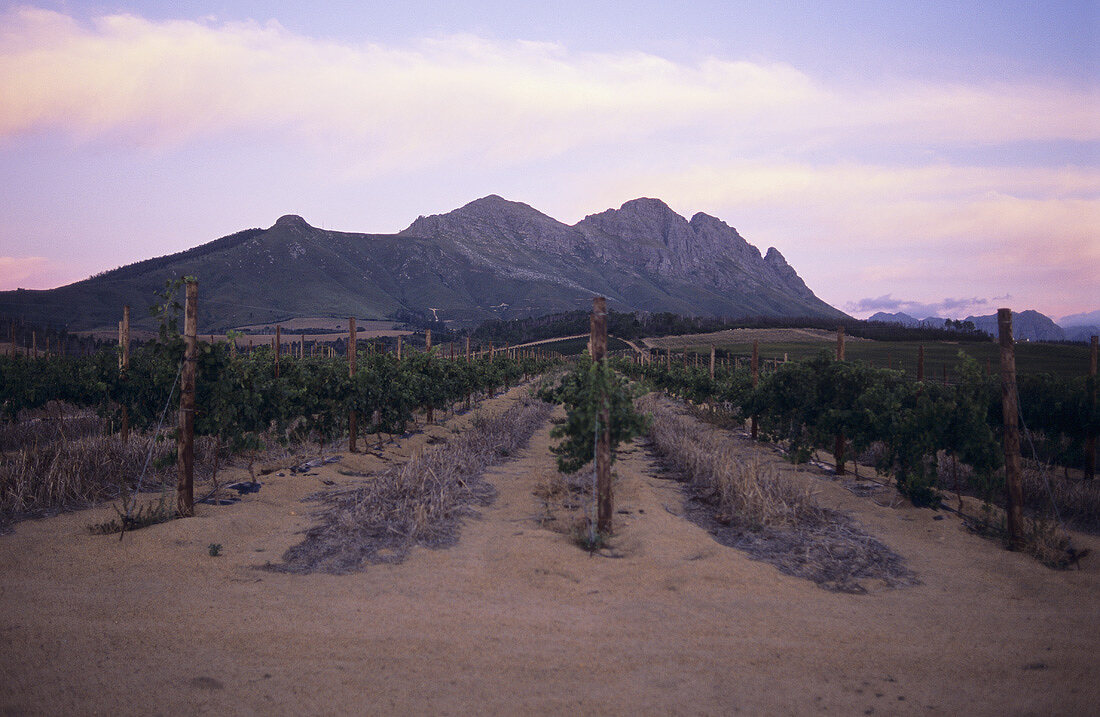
[1, 386, 1098, 715]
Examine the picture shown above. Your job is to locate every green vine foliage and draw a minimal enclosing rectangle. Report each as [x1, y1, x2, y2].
[610, 348, 1067, 509]
[1, 280, 562, 467]
[539, 355, 650, 474]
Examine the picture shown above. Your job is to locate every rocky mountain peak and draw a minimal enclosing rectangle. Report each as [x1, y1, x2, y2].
[575, 197, 694, 256]
[399, 194, 582, 258]
[273, 214, 311, 230]
[763, 247, 816, 300]
[763, 247, 787, 265]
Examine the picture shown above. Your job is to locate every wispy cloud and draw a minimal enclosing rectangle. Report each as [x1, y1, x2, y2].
[0, 6, 1095, 316]
[1, 6, 1096, 168]
[845, 294, 1005, 319]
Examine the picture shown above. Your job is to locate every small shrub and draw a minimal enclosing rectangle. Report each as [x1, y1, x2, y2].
[88, 490, 177, 535]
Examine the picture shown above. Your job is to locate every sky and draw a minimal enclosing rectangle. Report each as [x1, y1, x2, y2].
[1, 1, 1097, 321]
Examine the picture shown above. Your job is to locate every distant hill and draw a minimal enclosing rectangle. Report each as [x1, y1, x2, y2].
[870, 309, 1078, 342]
[1062, 325, 1099, 343]
[0, 196, 845, 331]
[965, 310, 1066, 342]
[868, 311, 920, 326]
[868, 312, 953, 330]
[1059, 309, 1100, 327]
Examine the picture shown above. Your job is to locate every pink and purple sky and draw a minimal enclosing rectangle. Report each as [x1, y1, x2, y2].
[1, 1, 1096, 320]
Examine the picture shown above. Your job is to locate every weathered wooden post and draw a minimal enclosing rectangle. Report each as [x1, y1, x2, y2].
[751, 340, 759, 440]
[177, 279, 198, 517]
[425, 329, 432, 352]
[834, 327, 846, 475]
[348, 317, 357, 453]
[274, 325, 281, 378]
[1086, 335, 1097, 479]
[119, 305, 130, 442]
[709, 345, 716, 380]
[592, 297, 612, 534]
[998, 309, 1024, 549]
[465, 335, 471, 363]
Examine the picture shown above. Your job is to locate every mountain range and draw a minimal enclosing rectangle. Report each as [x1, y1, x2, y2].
[0, 195, 844, 331]
[869, 310, 1098, 343]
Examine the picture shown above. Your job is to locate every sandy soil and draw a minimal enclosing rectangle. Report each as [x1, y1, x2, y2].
[2, 387, 1098, 715]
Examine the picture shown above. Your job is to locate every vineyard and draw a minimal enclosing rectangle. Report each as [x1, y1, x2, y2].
[0, 304, 555, 527]
[615, 352, 1098, 501]
[1, 294, 1098, 714]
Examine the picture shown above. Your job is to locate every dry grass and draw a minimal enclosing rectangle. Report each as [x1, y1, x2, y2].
[1020, 466, 1100, 535]
[270, 396, 553, 574]
[0, 415, 223, 532]
[639, 394, 917, 592]
[639, 395, 823, 530]
[935, 451, 1100, 536]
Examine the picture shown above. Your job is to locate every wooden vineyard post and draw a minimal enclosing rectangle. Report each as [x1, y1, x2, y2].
[709, 345, 716, 380]
[998, 309, 1024, 549]
[592, 297, 612, 535]
[1086, 335, 1097, 480]
[348, 317, 357, 453]
[300, 333, 305, 360]
[834, 327, 846, 475]
[917, 345, 925, 382]
[274, 325, 281, 378]
[397, 335, 403, 360]
[119, 305, 130, 442]
[177, 279, 198, 517]
[425, 329, 432, 352]
[665, 347, 671, 370]
[751, 340, 760, 440]
[465, 336, 470, 363]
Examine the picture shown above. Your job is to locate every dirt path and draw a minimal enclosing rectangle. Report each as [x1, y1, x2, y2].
[2, 390, 1098, 715]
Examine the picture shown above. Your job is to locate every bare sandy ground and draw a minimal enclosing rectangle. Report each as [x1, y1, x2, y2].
[2, 387, 1098, 715]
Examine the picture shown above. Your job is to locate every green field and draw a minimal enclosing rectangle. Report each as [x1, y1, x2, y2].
[537, 336, 630, 355]
[683, 340, 1093, 379]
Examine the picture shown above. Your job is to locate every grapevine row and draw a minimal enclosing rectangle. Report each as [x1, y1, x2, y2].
[613, 351, 1098, 504]
[0, 340, 557, 455]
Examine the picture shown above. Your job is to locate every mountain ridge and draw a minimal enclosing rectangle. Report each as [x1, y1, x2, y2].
[1, 195, 846, 331]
